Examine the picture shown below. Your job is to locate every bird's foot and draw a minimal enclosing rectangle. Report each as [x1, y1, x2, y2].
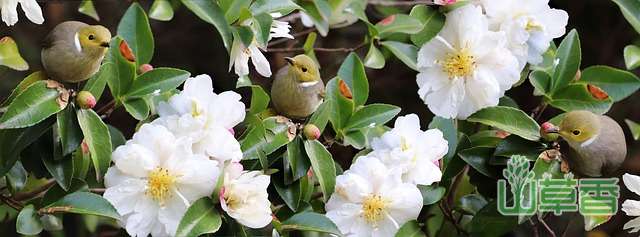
[560, 159, 570, 174]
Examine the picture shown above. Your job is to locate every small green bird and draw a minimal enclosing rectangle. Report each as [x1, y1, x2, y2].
[547, 110, 627, 177]
[271, 55, 324, 120]
[41, 21, 111, 83]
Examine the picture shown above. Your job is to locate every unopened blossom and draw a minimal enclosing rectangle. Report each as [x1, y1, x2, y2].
[370, 114, 448, 185]
[622, 173, 640, 233]
[1, 0, 43, 26]
[325, 157, 422, 236]
[434, 0, 456, 5]
[156, 74, 244, 163]
[103, 124, 220, 237]
[220, 163, 272, 228]
[477, 0, 568, 67]
[416, 5, 520, 119]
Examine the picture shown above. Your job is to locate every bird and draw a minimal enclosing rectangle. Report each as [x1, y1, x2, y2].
[546, 110, 627, 177]
[41, 21, 111, 83]
[271, 54, 325, 120]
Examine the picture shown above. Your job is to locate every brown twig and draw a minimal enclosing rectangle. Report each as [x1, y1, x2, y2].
[368, 0, 436, 6]
[38, 206, 73, 215]
[13, 179, 56, 201]
[529, 219, 540, 237]
[96, 99, 117, 116]
[0, 194, 24, 211]
[266, 42, 368, 53]
[537, 215, 556, 237]
[531, 102, 548, 122]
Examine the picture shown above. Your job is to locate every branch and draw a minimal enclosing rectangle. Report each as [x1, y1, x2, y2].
[38, 206, 73, 215]
[368, 0, 436, 6]
[531, 102, 548, 122]
[276, 12, 301, 22]
[266, 42, 367, 53]
[0, 194, 24, 211]
[13, 179, 56, 201]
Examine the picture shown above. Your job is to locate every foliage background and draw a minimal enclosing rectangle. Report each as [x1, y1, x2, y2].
[0, 0, 639, 236]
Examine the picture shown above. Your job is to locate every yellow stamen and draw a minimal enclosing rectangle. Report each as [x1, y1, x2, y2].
[400, 136, 410, 152]
[525, 20, 543, 32]
[440, 48, 475, 78]
[362, 195, 389, 225]
[146, 168, 176, 204]
[191, 99, 203, 117]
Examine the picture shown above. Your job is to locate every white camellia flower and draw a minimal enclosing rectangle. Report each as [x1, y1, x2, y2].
[103, 124, 220, 237]
[622, 173, 640, 233]
[370, 114, 448, 186]
[156, 74, 244, 163]
[230, 13, 294, 77]
[325, 156, 423, 236]
[1, 0, 43, 26]
[220, 163, 272, 229]
[477, 0, 568, 67]
[416, 5, 520, 119]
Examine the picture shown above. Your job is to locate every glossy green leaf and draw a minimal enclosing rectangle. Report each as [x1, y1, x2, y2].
[126, 68, 190, 97]
[613, 0, 640, 34]
[458, 194, 488, 215]
[381, 41, 418, 71]
[149, 0, 174, 21]
[250, 0, 300, 15]
[1, 71, 45, 107]
[625, 119, 640, 140]
[338, 53, 369, 106]
[220, 0, 251, 23]
[493, 135, 546, 162]
[106, 37, 136, 98]
[123, 98, 150, 120]
[287, 136, 310, 181]
[584, 213, 613, 231]
[72, 147, 91, 180]
[376, 14, 423, 39]
[549, 84, 612, 114]
[43, 149, 74, 191]
[469, 200, 518, 237]
[42, 179, 89, 207]
[78, 0, 99, 21]
[578, 65, 640, 102]
[308, 101, 330, 133]
[176, 197, 222, 237]
[409, 5, 445, 46]
[624, 45, 640, 70]
[281, 212, 341, 235]
[364, 44, 385, 69]
[551, 29, 581, 93]
[46, 192, 120, 219]
[6, 162, 27, 193]
[467, 106, 541, 141]
[0, 36, 28, 71]
[117, 3, 154, 65]
[181, 0, 233, 50]
[395, 220, 425, 237]
[458, 147, 498, 178]
[529, 70, 551, 96]
[304, 140, 336, 202]
[253, 13, 273, 48]
[326, 78, 354, 134]
[83, 63, 113, 102]
[0, 81, 66, 129]
[345, 104, 400, 131]
[248, 86, 270, 117]
[0, 119, 54, 176]
[299, 1, 330, 36]
[16, 205, 43, 235]
[56, 106, 82, 156]
[77, 109, 112, 181]
[241, 117, 293, 161]
[418, 185, 445, 206]
[108, 125, 126, 149]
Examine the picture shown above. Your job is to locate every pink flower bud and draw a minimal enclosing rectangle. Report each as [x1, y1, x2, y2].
[139, 64, 153, 74]
[76, 91, 96, 109]
[303, 124, 321, 140]
[434, 0, 457, 5]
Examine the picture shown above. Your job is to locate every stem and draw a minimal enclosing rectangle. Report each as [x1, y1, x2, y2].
[537, 215, 556, 237]
[38, 206, 73, 215]
[0, 195, 24, 211]
[13, 179, 56, 201]
[96, 99, 117, 116]
[266, 42, 367, 53]
[531, 102, 548, 122]
[529, 219, 540, 237]
[368, 0, 436, 6]
[276, 12, 301, 22]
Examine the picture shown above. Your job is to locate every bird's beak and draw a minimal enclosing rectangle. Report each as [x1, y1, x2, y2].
[284, 57, 294, 65]
[100, 42, 110, 48]
[545, 126, 559, 134]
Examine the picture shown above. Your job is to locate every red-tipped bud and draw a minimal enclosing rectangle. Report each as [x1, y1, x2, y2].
[76, 91, 96, 109]
[540, 122, 559, 141]
[81, 140, 90, 154]
[139, 64, 153, 74]
[303, 124, 321, 140]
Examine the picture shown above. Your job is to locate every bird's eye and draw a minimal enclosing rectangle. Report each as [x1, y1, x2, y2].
[88, 34, 95, 40]
[572, 130, 581, 135]
[301, 67, 308, 72]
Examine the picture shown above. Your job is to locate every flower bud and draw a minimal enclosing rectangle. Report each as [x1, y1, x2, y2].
[303, 124, 321, 140]
[540, 122, 559, 142]
[119, 40, 136, 62]
[434, 0, 457, 5]
[76, 91, 96, 109]
[139, 64, 153, 74]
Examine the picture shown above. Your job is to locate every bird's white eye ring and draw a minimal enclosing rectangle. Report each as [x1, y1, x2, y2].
[88, 34, 95, 40]
[572, 130, 581, 135]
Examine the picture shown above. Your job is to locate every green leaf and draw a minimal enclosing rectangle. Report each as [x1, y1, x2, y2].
[0, 81, 66, 129]
[304, 140, 336, 202]
[56, 106, 82, 156]
[625, 119, 640, 140]
[126, 68, 190, 97]
[624, 45, 640, 70]
[467, 106, 541, 141]
[287, 136, 310, 181]
[0, 36, 29, 71]
[43, 149, 74, 191]
[117, 3, 154, 65]
[299, 1, 330, 36]
[176, 197, 222, 237]
[458, 147, 498, 178]
[468, 200, 518, 237]
[281, 212, 341, 235]
[493, 135, 545, 162]
[1, 71, 45, 107]
[108, 125, 126, 149]
[418, 185, 445, 206]
[0, 119, 54, 176]
[548, 84, 612, 114]
[149, 0, 174, 21]
[123, 98, 150, 120]
[248, 85, 270, 117]
[583, 213, 612, 231]
[77, 109, 112, 181]
[578, 65, 640, 102]
[16, 205, 43, 235]
[308, 101, 330, 133]
[395, 220, 425, 237]
[181, 0, 233, 50]
[220, 0, 251, 23]
[106, 37, 136, 98]
[78, 0, 99, 21]
[6, 162, 27, 193]
[364, 44, 385, 69]
[83, 63, 113, 102]
[551, 29, 581, 93]
[409, 5, 445, 46]
[458, 194, 488, 215]
[376, 14, 423, 39]
[613, 0, 640, 34]
[529, 70, 551, 96]
[41, 179, 89, 207]
[338, 53, 369, 106]
[326, 78, 355, 134]
[252, 13, 273, 48]
[233, 25, 255, 48]
[240, 117, 294, 161]
[46, 192, 120, 219]
[381, 41, 418, 71]
[345, 104, 400, 131]
[250, 0, 300, 15]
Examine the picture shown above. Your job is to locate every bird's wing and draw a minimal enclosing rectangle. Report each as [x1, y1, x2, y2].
[42, 21, 87, 50]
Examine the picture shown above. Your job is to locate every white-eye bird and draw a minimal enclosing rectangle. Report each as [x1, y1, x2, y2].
[41, 21, 111, 83]
[271, 55, 324, 120]
[547, 110, 627, 177]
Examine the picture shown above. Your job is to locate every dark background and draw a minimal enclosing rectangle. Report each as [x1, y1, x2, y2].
[1, 0, 639, 236]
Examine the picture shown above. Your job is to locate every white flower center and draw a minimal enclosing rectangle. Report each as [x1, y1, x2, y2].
[146, 168, 177, 204]
[440, 48, 475, 78]
[400, 136, 411, 152]
[191, 99, 204, 117]
[361, 195, 390, 225]
[223, 188, 242, 210]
